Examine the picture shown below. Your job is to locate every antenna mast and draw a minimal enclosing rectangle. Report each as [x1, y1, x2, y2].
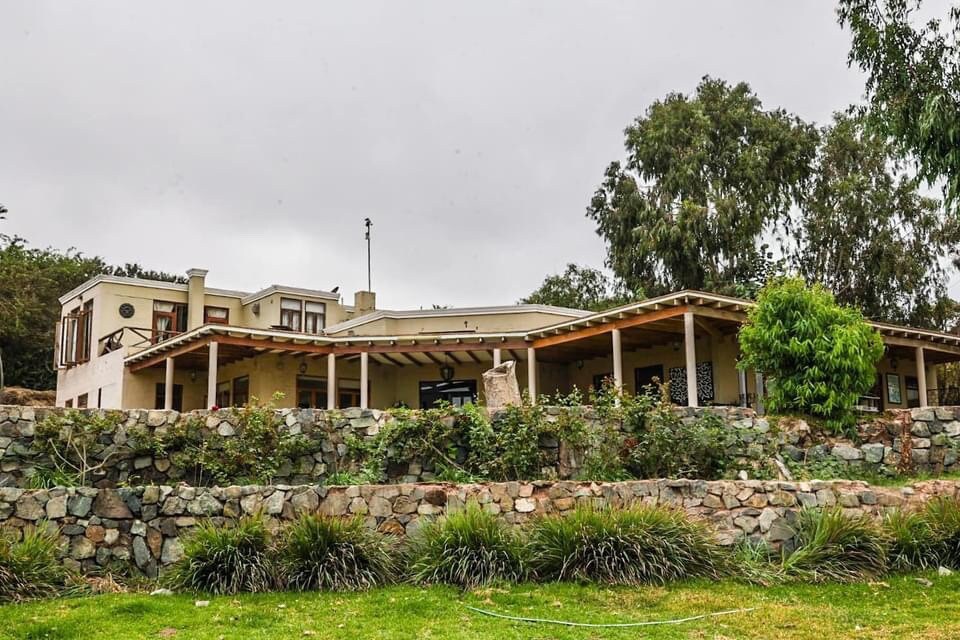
[364, 218, 373, 291]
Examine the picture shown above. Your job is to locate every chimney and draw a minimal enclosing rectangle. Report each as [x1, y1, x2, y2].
[186, 268, 208, 330]
[354, 290, 376, 317]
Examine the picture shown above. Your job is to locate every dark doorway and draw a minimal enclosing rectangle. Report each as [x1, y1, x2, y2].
[155, 383, 183, 411]
[634, 365, 665, 396]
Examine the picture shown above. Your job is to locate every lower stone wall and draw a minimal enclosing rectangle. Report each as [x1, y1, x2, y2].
[2, 478, 958, 577]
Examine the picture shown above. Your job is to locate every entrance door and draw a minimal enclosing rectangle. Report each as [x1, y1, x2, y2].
[906, 376, 921, 408]
[634, 365, 665, 396]
[419, 379, 477, 408]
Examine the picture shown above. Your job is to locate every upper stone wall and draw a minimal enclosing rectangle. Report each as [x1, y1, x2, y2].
[1, 405, 959, 488]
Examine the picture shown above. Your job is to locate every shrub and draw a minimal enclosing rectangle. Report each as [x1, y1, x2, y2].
[0, 526, 70, 603]
[923, 497, 960, 568]
[731, 538, 783, 586]
[405, 505, 527, 588]
[275, 515, 394, 591]
[166, 516, 275, 594]
[33, 410, 124, 486]
[737, 277, 884, 434]
[528, 505, 725, 585]
[782, 508, 887, 582]
[884, 508, 942, 572]
[623, 395, 735, 479]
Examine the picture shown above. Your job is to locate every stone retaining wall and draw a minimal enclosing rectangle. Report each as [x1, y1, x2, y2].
[2, 405, 959, 488]
[2, 478, 958, 577]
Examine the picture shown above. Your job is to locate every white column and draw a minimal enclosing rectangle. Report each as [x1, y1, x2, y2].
[612, 328, 623, 398]
[526, 347, 537, 405]
[360, 351, 369, 409]
[754, 371, 765, 414]
[683, 312, 698, 408]
[916, 346, 928, 408]
[737, 369, 748, 407]
[163, 357, 175, 410]
[492, 348, 502, 368]
[206, 341, 218, 409]
[326, 353, 336, 409]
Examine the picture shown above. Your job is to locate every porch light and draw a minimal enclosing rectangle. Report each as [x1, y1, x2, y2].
[439, 354, 455, 382]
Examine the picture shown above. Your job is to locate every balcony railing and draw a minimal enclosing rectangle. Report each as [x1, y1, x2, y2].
[98, 326, 182, 356]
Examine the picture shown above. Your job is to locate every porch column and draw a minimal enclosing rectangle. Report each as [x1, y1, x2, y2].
[206, 341, 218, 409]
[326, 353, 336, 410]
[360, 351, 369, 409]
[163, 357, 175, 410]
[527, 347, 537, 404]
[754, 371, 765, 415]
[916, 346, 928, 408]
[611, 328, 623, 398]
[492, 348, 502, 368]
[683, 311, 698, 408]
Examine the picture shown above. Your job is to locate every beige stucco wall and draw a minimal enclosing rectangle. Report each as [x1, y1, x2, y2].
[55, 348, 125, 408]
[327, 310, 583, 337]
[237, 292, 348, 332]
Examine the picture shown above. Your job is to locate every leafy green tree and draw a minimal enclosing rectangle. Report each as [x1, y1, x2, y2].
[586, 76, 818, 297]
[838, 0, 960, 212]
[737, 277, 884, 434]
[0, 235, 186, 390]
[794, 113, 960, 329]
[521, 263, 627, 311]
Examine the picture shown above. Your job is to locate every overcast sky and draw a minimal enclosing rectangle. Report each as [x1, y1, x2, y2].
[1, 2, 883, 309]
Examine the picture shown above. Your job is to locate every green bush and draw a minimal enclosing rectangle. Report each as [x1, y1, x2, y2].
[404, 505, 527, 588]
[528, 505, 725, 585]
[0, 526, 70, 603]
[166, 516, 275, 594]
[923, 497, 960, 568]
[884, 508, 942, 572]
[738, 277, 884, 434]
[783, 508, 887, 582]
[275, 515, 394, 591]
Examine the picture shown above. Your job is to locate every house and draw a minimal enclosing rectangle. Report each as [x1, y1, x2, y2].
[54, 269, 960, 412]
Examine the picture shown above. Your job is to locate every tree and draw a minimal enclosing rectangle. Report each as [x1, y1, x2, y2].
[838, 0, 960, 212]
[521, 263, 627, 311]
[0, 235, 186, 390]
[587, 76, 818, 297]
[737, 277, 884, 434]
[794, 113, 960, 329]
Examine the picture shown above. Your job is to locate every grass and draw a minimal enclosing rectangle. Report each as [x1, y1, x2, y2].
[4, 574, 960, 639]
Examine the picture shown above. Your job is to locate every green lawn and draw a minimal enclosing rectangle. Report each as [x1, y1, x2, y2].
[5, 573, 959, 640]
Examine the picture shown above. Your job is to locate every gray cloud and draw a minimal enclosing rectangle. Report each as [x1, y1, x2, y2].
[1, 1, 870, 309]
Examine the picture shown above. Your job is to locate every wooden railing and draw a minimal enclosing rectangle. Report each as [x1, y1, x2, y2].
[98, 326, 182, 356]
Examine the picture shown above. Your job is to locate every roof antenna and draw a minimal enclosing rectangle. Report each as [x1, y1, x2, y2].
[364, 217, 373, 291]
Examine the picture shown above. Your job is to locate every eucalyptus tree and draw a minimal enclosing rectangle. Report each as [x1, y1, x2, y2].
[838, 0, 960, 213]
[793, 113, 960, 329]
[586, 76, 818, 297]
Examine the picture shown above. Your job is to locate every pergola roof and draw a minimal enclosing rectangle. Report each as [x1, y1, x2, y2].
[124, 290, 960, 371]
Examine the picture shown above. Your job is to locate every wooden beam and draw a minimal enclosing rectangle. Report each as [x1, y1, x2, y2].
[883, 335, 960, 357]
[331, 339, 529, 356]
[463, 350, 482, 364]
[378, 353, 406, 367]
[694, 317, 719, 338]
[128, 336, 212, 372]
[507, 349, 521, 361]
[422, 351, 443, 366]
[688, 305, 748, 324]
[532, 306, 690, 349]
[395, 352, 423, 366]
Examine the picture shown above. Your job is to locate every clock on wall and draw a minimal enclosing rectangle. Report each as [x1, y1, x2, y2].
[118, 303, 135, 319]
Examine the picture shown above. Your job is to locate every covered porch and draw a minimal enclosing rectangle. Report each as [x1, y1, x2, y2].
[121, 292, 960, 412]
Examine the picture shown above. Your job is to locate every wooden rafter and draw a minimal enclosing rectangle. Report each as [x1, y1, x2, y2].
[532, 306, 689, 349]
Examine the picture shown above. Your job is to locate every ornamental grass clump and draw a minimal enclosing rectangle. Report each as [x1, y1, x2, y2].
[404, 504, 527, 588]
[167, 516, 275, 594]
[782, 508, 887, 583]
[528, 504, 725, 585]
[0, 526, 70, 603]
[922, 497, 960, 568]
[884, 508, 942, 572]
[275, 515, 395, 591]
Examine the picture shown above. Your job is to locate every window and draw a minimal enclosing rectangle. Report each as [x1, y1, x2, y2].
[233, 376, 250, 407]
[152, 301, 187, 343]
[64, 399, 73, 408]
[59, 300, 93, 366]
[338, 378, 363, 408]
[419, 379, 477, 408]
[296, 375, 328, 408]
[204, 306, 229, 324]
[906, 376, 921, 409]
[634, 365, 664, 397]
[592, 372, 613, 392]
[215, 382, 231, 408]
[77, 393, 88, 408]
[154, 383, 183, 411]
[280, 298, 302, 331]
[304, 301, 326, 334]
